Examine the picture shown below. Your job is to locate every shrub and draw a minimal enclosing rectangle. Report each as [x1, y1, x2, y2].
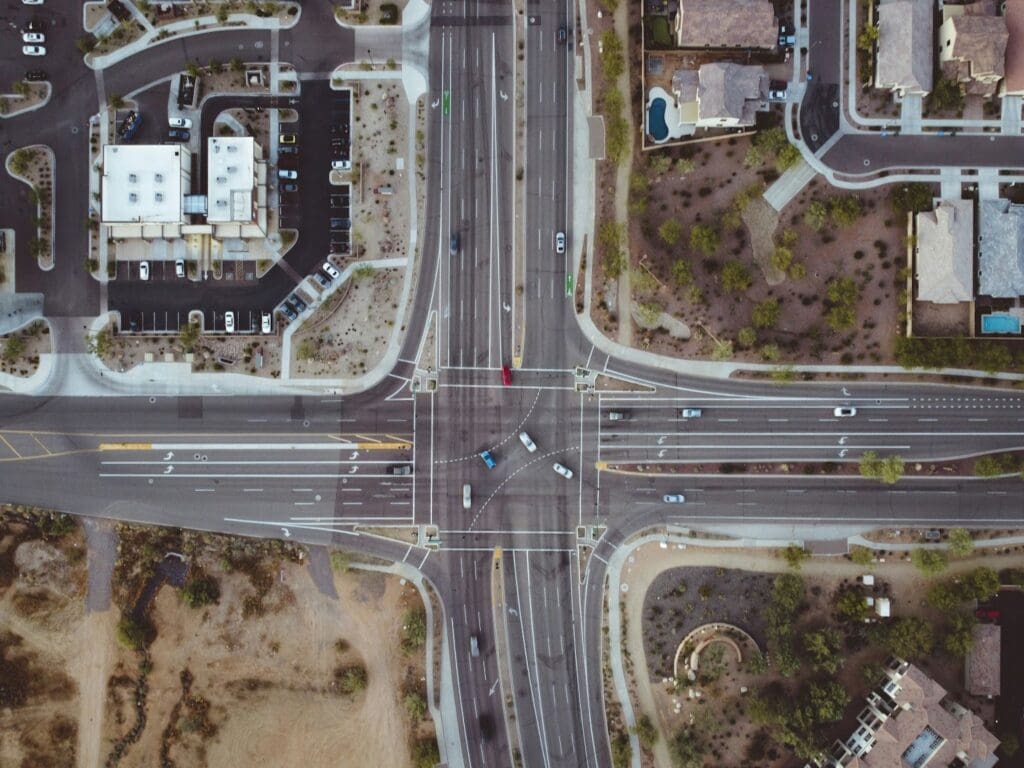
[334, 663, 368, 695]
[632, 714, 659, 749]
[689, 224, 720, 256]
[181, 575, 220, 608]
[720, 261, 751, 293]
[947, 528, 974, 557]
[116, 616, 146, 650]
[803, 200, 827, 231]
[829, 196, 862, 227]
[658, 218, 683, 246]
[752, 298, 780, 329]
[671, 259, 694, 286]
[401, 607, 428, 653]
[781, 545, 809, 570]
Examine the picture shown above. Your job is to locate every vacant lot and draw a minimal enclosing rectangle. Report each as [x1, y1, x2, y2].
[595, 124, 912, 366]
[102, 526, 436, 767]
[0, 509, 85, 768]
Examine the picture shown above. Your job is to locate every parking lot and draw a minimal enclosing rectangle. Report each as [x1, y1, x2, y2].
[108, 80, 357, 335]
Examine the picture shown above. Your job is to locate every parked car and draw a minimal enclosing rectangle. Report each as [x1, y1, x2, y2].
[138, 261, 150, 281]
[22, 45, 46, 56]
[329, 194, 347, 208]
[288, 293, 307, 312]
[279, 133, 297, 144]
[555, 231, 566, 254]
[279, 304, 298, 321]
[224, 311, 235, 333]
[331, 159, 352, 170]
[834, 406, 857, 417]
[329, 240, 349, 254]
[281, 182, 298, 193]
[518, 432, 537, 453]
[462, 484, 472, 509]
[768, 82, 789, 101]
[501, 365, 512, 386]
[22, 0, 45, 5]
[680, 408, 702, 418]
[168, 117, 192, 129]
[329, 218, 351, 229]
[323, 261, 341, 280]
[480, 450, 496, 469]
[24, 70, 47, 81]
[608, 411, 626, 421]
[22, 32, 44, 44]
[313, 271, 332, 288]
[663, 494, 686, 503]
[261, 312, 272, 334]
[278, 169, 298, 180]
[553, 462, 574, 479]
[278, 145, 299, 156]
[175, 259, 185, 278]
[166, 128, 190, 142]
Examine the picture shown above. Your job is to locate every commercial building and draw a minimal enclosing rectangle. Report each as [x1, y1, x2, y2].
[101, 145, 192, 239]
[206, 136, 268, 238]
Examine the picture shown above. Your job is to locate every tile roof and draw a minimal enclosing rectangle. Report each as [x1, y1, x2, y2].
[915, 200, 974, 303]
[876, 0, 934, 94]
[947, 15, 1008, 79]
[696, 62, 767, 123]
[676, 0, 777, 49]
[965, 624, 1000, 697]
[1005, 0, 1024, 94]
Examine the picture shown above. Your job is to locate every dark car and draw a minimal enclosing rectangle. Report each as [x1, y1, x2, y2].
[450, 234, 459, 255]
[329, 218, 351, 229]
[278, 145, 299, 156]
[281, 182, 298, 193]
[288, 293, 308, 312]
[279, 304, 298, 321]
[24, 70, 47, 82]
[330, 195, 348, 208]
[557, 25, 568, 43]
[313, 271, 332, 288]
[166, 128, 190, 142]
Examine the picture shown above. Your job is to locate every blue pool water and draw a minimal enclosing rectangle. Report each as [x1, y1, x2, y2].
[648, 98, 668, 142]
[981, 313, 1021, 334]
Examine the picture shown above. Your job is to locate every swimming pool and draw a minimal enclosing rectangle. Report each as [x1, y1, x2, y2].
[648, 98, 668, 142]
[981, 313, 1021, 334]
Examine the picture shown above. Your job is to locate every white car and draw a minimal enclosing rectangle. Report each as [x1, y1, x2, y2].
[224, 311, 235, 333]
[663, 494, 686, 504]
[278, 169, 298, 179]
[261, 312, 272, 334]
[553, 462, 573, 479]
[323, 261, 341, 280]
[22, 0, 44, 5]
[332, 159, 352, 170]
[175, 259, 185, 278]
[22, 45, 45, 56]
[834, 406, 857, 417]
[22, 32, 44, 44]
[138, 261, 150, 280]
[680, 408, 703, 418]
[555, 231, 566, 254]
[518, 432, 537, 453]
[168, 117, 192, 129]
[462, 484, 472, 509]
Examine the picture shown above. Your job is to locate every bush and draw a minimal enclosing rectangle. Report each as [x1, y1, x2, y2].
[632, 713, 659, 749]
[720, 261, 751, 293]
[829, 196, 862, 228]
[781, 545, 809, 570]
[401, 608, 428, 653]
[181, 575, 220, 608]
[411, 738, 441, 768]
[334, 663, 368, 695]
[890, 183, 934, 218]
[611, 731, 632, 768]
[803, 200, 827, 231]
[947, 528, 974, 557]
[690, 224, 720, 256]
[599, 31, 624, 79]
[116, 616, 146, 650]
[858, 451, 904, 484]
[849, 545, 874, 565]
[404, 691, 428, 721]
[3, 335, 27, 363]
[752, 298, 780, 329]
[658, 218, 683, 246]
[825, 276, 859, 331]
[671, 259, 694, 287]
[669, 729, 704, 768]
[330, 550, 352, 572]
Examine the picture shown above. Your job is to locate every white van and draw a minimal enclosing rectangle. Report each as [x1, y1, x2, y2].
[462, 484, 472, 509]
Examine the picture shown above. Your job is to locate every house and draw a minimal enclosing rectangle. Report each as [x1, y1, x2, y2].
[810, 658, 1000, 768]
[875, 0, 934, 96]
[674, 0, 777, 49]
[939, 2, 1008, 97]
[965, 624, 1000, 698]
[670, 63, 768, 130]
[978, 199, 1024, 298]
[915, 200, 974, 304]
[1004, 0, 1024, 95]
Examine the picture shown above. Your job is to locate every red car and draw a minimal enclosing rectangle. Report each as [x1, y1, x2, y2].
[975, 607, 1000, 622]
[501, 365, 512, 386]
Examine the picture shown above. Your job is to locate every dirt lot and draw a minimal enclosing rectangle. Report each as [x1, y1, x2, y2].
[595, 129, 911, 365]
[101, 527, 435, 768]
[618, 539, 1023, 768]
[291, 266, 402, 377]
[0, 509, 86, 768]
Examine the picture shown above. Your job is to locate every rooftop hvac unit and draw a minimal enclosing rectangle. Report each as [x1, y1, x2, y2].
[216, 176, 227, 184]
[216, 199, 227, 207]
[154, 193, 164, 202]
[154, 173, 164, 183]
[128, 173, 138, 183]
[226, 166, 237, 173]
[227, 144, 238, 152]
[129, 192, 138, 202]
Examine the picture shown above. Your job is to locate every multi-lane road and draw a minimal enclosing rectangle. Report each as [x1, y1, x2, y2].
[2, 2, 1024, 768]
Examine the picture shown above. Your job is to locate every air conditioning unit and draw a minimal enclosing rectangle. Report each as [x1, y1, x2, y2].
[128, 173, 138, 183]
[154, 173, 164, 183]
[154, 193, 164, 202]
[129, 192, 138, 202]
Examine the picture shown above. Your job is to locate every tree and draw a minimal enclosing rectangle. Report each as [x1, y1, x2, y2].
[217, 4, 230, 22]
[964, 567, 1000, 601]
[12, 80, 30, 97]
[942, 613, 977, 657]
[857, 22, 879, 52]
[835, 587, 871, 622]
[926, 582, 963, 614]
[859, 451, 905, 485]
[879, 616, 934, 659]
[911, 548, 948, 576]
[720, 261, 752, 293]
[209, 58, 224, 74]
[178, 321, 200, 353]
[752, 298, 780, 329]
[668, 729, 703, 768]
[804, 200, 828, 231]
[671, 259, 694, 286]
[743, 145, 764, 169]
[825, 276, 859, 331]
[632, 714, 659, 749]
[829, 196, 862, 227]
[807, 680, 849, 723]
[610, 732, 632, 768]
[890, 183, 934, 218]
[186, 61, 202, 79]
[404, 691, 428, 721]
[76, 35, 97, 54]
[411, 738, 441, 768]
[689, 224, 720, 256]
[947, 528, 974, 557]
[658, 218, 683, 246]
[334, 663, 369, 694]
[116, 616, 146, 650]
[181, 574, 220, 608]
[803, 628, 843, 673]
[782, 545, 810, 570]
[928, 77, 963, 112]
[754, 127, 788, 155]
[2, 335, 26, 363]
[776, 143, 802, 172]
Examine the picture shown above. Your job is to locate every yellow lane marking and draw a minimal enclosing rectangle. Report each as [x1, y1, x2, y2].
[353, 433, 383, 444]
[0, 434, 22, 458]
[99, 443, 153, 451]
[356, 442, 411, 450]
[0, 448, 94, 463]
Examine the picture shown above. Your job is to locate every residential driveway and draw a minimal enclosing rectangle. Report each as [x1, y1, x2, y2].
[993, 589, 1024, 767]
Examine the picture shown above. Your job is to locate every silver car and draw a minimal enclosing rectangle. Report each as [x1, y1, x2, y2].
[553, 462, 573, 479]
[518, 432, 537, 453]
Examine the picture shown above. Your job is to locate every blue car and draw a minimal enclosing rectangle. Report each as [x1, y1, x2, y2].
[480, 450, 496, 469]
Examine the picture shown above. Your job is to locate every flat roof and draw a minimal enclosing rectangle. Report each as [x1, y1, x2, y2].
[207, 137, 256, 223]
[101, 145, 190, 224]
